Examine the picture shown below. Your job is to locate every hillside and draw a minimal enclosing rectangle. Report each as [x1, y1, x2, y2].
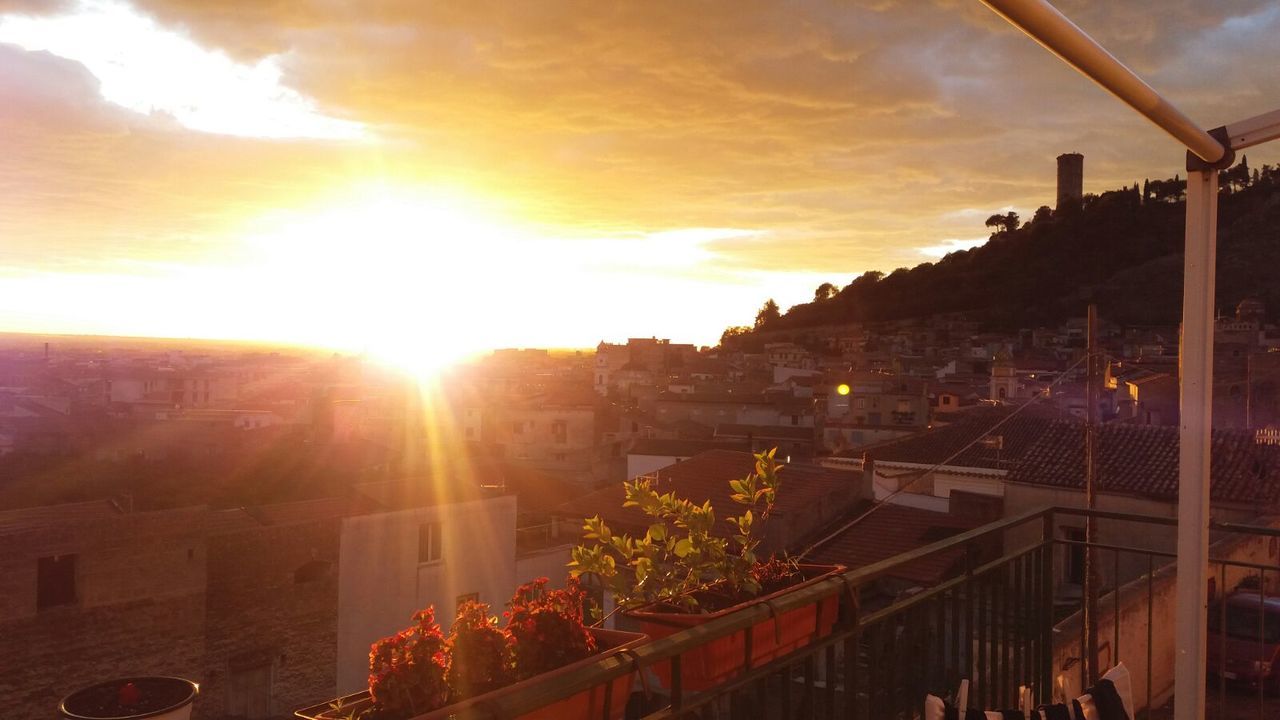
[744, 160, 1280, 338]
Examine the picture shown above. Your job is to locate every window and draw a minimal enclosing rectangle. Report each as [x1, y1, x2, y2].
[896, 400, 912, 413]
[855, 398, 866, 410]
[465, 427, 474, 439]
[552, 420, 568, 444]
[942, 395, 953, 406]
[37, 554, 77, 609]
[418, 522, 442, 563]
[1064, 528, 1085, 585]
[998, 387, 1008, 400]
[455, 592, 480, 613]
[512, 421, 523, 435]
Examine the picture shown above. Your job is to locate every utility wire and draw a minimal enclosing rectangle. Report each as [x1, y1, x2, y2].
[798, 351, 1094, 560]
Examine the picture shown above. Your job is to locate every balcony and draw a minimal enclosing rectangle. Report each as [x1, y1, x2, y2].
[407, 505, 1280, 719]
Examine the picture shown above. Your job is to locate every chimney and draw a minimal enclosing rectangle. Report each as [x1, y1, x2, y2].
[1056, 152, 1084, 210]
[860, 451, 876, 500]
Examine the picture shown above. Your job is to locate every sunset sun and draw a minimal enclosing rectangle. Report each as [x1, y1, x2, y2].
[245, 186, 539, 376]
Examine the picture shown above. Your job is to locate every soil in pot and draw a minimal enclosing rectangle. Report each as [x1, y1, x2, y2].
[63, 678, 196, 719]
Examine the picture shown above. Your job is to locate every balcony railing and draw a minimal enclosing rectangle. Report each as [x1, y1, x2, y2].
[366, 506, 1280, 719]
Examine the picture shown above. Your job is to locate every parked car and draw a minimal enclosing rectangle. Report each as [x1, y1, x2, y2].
[1207, 592, 1280, 690]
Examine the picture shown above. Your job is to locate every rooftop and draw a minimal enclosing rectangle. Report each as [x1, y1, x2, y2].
[1009, 421, 1280, 505]
[554, 449, 853, 535]
[805, 501, 985, 586]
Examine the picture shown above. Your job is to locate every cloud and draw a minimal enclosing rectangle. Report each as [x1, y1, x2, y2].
[0, 0, 365, 139]
[917, 237, 988, 258]
[4, 0, 1280, 345]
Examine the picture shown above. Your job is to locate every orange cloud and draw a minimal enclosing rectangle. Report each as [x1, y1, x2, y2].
[2, 0, 1280, 346]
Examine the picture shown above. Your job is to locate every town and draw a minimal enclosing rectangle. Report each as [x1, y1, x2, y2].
[5, 175, 1280, 716]
[6, 1, 1280, 720]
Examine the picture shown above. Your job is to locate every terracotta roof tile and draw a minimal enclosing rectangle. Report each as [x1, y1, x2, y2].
[1009, 421, 1280, 505]
[806, 503, 984, 586]
[855, 404, 1071, 469]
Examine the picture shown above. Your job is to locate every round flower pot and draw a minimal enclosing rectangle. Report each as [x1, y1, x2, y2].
[60, 677, 199, 720]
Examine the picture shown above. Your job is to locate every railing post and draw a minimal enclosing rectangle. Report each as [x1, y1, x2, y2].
[1175, 167, 1219, 720]
[1040, 511, 1055, 705]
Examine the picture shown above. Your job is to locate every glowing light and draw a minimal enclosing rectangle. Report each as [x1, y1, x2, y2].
[837, 383, 851, 396]
[0, 0, 365, 140]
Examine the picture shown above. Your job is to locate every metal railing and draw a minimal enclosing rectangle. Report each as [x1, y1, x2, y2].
[411, 505, 1280, 719]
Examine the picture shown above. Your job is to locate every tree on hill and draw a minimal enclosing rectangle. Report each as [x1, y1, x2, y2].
[719, 325, 751, 346]
[755, 299, 780, 329]
[716, 166, 1280, 341]
[985, 211, 1020, 235]
[813, 282, 838, 302]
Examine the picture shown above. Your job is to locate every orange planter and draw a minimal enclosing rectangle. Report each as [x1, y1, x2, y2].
[624, 564, 844, 691]
[296, 628, 645, 720]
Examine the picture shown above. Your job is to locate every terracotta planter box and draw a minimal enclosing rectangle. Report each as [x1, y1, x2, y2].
[624, 564, 845, 692]
[296, 628, 645, 720]
[60, 677, 199, 720]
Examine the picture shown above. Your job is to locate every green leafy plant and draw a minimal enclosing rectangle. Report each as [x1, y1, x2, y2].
[569, 448, 785, 613]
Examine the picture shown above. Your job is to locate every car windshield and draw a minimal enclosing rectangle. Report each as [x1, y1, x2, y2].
[1209, 602, 1280, 644]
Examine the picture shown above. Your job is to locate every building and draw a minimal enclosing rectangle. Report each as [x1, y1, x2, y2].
[0, 482, 577, 720]
[624, 438, 750, 479]
[593, 338, 698, 396]
[652, 391, 810, 429]
[712, 423, 816, 460]
[821, 372, 928, 452]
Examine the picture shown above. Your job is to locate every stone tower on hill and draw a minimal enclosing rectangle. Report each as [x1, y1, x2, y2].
[1057, 152, 1083, 210]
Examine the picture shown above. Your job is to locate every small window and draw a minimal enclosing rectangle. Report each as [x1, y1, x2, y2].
[552, 420, 568, 444]
[512, 421, 523, 435]
[455, 592, 480, 613]
[419, 522, 442, 563]
[37, 554, 77, 609]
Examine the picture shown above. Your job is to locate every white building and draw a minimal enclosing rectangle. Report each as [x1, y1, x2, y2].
[335, 487, 572, 693]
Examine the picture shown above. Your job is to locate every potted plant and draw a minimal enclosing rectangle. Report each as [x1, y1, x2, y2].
[569, 449, 844, 690]
[295, 579, 645, 720]
[60, 677, 199, 720]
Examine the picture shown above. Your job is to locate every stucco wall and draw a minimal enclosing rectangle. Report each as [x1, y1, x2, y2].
[1050, 517, 1280, 711]
[626, 453, 680, 480]
[336, 495, 518, 692]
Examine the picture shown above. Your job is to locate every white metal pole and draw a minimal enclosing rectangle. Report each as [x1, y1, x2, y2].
[979, 0, 1226, 164]
[1174, 168, 1218, 720]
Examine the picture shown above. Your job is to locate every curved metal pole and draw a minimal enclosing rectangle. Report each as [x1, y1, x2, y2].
[980, 0, 1226, 164]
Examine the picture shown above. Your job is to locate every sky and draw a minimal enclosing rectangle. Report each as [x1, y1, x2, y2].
[1, 0, 1278, 368]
